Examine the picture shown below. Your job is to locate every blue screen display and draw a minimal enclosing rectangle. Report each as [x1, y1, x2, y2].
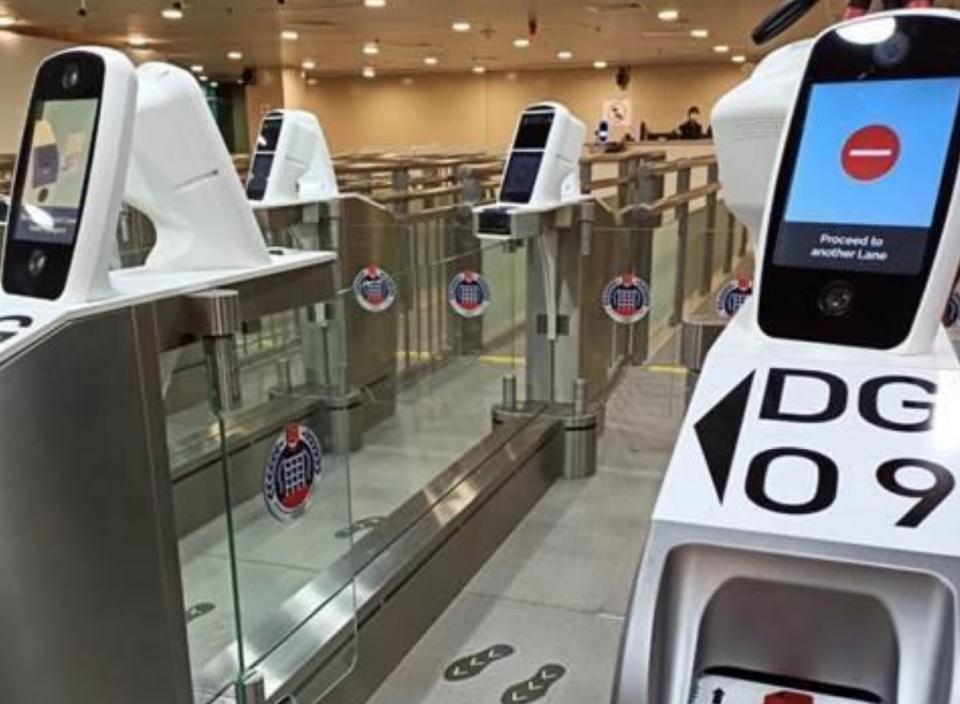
[775, 77, 960, 274]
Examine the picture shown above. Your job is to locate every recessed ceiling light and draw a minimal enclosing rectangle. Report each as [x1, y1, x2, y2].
[557, 50, 573, 60]
[199, 75, 208, 82]
[363, 41, 379, 55]
[472, 65, 486, 74]
[307, 77, 318, 86]
[452, 20, 471, 32]
[691, 28, 709, 39]
[127, 35, 148, 47]
[302, 59, 316, 70]
[423, 56, 439, 66]
[227, 50, 243, 60]
[362, 66, 376, 78]
[657, 8, 679, 21]
[402, 77, 414, 85]
[593, 60, 608, 69]
[514, 37, 530, 48]
[210, 81, 219, 88]
[161, 5, 183, 20]
[0, 15, 16, 27]
[364, 0, 386, 6]
[732, 54, 747, 63]
[713, 44, 730, 53]
[190, 64, 204, 73]
[281, 30, 299, 41]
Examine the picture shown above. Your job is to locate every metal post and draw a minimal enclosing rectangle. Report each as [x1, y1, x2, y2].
[502, 374, 518, 410]
[458, 165, 483, 205]
[579, 158, 592, 197]
[673, 165, 692, 327]
[703, 162, 719, 295]
[237, 670, 266, 704]
[391, 167, 410, 218]
[617, 158, 630, 211]
[725, 211, 736, 273]
[189, 289, 243, 414]
[573, 377, 588, 415]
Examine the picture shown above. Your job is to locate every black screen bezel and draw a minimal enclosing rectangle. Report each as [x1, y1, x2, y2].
[2, 51, 105, 300]
[758, 15, 960, 349]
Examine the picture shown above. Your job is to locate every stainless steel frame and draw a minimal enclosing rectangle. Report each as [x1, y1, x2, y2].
[0, 258, 336, 704]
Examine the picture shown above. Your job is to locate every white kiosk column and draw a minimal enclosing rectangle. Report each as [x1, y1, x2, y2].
[615, 9, 960, 704]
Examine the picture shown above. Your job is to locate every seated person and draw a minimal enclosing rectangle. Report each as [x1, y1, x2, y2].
[676, 106, 706, 139]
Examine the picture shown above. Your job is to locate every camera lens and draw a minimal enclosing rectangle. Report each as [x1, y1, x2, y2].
[874, 31, 910, 68]
[818, 281, 855, 318]
[61, 63, 80, 90]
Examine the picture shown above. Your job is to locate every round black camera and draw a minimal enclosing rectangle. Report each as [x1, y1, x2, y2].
[818, 281, 855, 318]
[61, 63, 80, 90]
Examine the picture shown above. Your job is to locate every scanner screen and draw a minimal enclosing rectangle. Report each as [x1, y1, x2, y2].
[774, 77, 960, 275]
[257, 117, 283, 152]
[500, 152, 543, 204]
[513, 112, 554, 150]
[246, 153, 274, 201]
[9, 98, 98, 245]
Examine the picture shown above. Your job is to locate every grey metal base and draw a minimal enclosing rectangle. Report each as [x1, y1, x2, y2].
[492, 402, 600, 480]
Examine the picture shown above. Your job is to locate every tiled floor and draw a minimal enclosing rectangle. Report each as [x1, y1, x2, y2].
[366, 364, 689, 704]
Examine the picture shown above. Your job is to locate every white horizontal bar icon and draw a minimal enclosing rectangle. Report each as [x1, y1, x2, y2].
[848, 148, 893, 157]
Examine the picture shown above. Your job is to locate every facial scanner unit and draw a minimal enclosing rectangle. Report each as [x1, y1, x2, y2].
[246, 108, 339, 207]
[126, 62, 271, 271]
[0, 46, 336, 703]
[474, 102, 586, 240]
[2, 47, 136, 302]
[0, 45, 330, 376]
[615, 9, 960, 704]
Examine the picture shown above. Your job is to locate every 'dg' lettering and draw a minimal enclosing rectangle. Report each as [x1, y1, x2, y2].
[760, 368, 937, 433]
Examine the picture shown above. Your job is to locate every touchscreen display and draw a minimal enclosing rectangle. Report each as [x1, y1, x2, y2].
[500, 152, 543, 204]
[774, 77, 960, 275]
[258, 117, 283, 152]
[246, 153, 274, 200]
[513, 112, 554, 150]
[9, 98, 98, 245]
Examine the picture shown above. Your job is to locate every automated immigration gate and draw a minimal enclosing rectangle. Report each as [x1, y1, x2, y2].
[475, 101, 617, 478]
[245, 108, 400, 451]
[0, 48, 346, 703]
[616, 10, 960, 703]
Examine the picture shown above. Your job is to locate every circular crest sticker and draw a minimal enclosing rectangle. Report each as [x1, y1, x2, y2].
[263, 423, 323, 522]
[944, 291, 960, 328]
[448, 270, 491, 318]
[353, 264, 397, 313]
[716, 276, 753, 319]
[602, 273, 651, 325]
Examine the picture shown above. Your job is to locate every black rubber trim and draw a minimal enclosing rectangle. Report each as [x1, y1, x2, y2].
[703, 666, 883, 702]
[752, 0, 822, 45]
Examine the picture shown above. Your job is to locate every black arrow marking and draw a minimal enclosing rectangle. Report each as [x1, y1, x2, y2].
[443, 643, 515, 682]
[694, 372, 754, 503]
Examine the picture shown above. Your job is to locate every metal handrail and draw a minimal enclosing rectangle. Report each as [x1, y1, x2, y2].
[623, 182, 721, 218]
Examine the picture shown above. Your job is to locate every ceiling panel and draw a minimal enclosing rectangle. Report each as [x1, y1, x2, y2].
[0, 0, 924, 80]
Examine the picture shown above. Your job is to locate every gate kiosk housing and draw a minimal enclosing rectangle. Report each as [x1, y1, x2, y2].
[615, 10, 960, 703]
[474, 102, 585, 240]
[0, 48, 339, 703]
[241, 107, 400, 451]
[246, 108, 339, 207]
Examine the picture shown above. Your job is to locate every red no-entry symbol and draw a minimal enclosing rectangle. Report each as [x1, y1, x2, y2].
[842, 125, 900, 182]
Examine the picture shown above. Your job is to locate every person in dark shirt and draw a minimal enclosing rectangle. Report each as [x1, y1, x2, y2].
[677, 106, 705, 139]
